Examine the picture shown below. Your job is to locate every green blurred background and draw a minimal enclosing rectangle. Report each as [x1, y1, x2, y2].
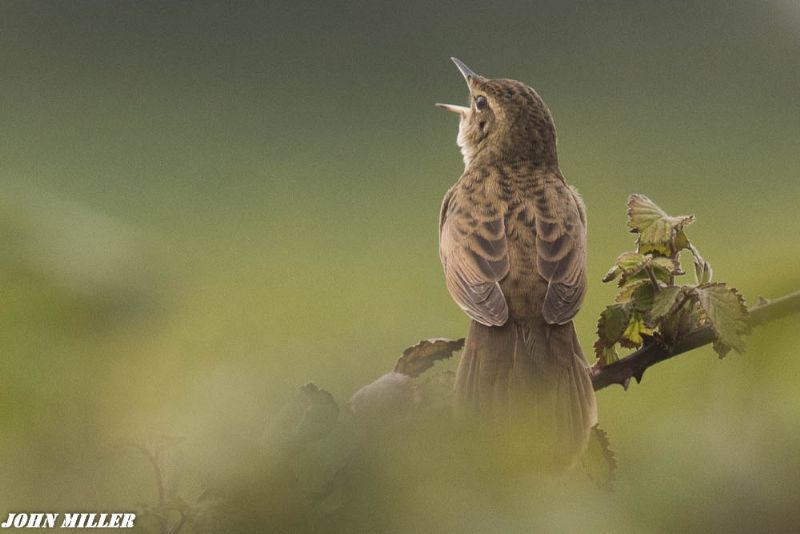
[1, 0, 799, 532]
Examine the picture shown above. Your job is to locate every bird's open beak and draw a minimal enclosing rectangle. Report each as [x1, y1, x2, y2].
[451, 57, 478, 83]
[435, 103, 469, 115]
[436, 57, 480, 114]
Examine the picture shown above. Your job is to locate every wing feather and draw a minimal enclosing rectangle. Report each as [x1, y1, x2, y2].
[534, 177, 587, 325]
[439, 188, 509, 326]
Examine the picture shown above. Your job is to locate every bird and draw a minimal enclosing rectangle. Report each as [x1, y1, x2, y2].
[436, 58, 597, 465]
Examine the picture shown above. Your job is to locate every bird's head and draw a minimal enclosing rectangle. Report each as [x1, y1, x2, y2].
[437, 58, 558, 169]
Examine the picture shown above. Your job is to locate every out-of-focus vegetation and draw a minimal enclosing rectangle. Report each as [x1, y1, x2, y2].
[1, 1, 799, 532]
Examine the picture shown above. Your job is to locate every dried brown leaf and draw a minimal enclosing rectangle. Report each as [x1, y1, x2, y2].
[394, 337, 465, 377]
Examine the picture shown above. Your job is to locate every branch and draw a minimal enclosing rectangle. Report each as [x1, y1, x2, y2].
[591, 290, 800, 391]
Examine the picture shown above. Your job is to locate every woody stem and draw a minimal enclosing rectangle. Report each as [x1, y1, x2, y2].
[590, 290, 800, 391]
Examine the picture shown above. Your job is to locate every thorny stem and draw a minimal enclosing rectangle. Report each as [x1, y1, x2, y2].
[591, 290, 800, 391]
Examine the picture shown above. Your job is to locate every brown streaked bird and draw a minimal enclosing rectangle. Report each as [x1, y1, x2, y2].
[437, 58, 597, 464]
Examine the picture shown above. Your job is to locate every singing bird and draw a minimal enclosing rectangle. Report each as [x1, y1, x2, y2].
[437, 58, 597, 462]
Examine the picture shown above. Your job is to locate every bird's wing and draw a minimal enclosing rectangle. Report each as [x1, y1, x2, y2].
[439, 187, 509, 326]
[534, 175, 588, 325]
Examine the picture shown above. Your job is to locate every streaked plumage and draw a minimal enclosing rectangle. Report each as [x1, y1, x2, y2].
[437, 59, 597, 464]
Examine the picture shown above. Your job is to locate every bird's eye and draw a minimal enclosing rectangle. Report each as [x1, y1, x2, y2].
[475, 95, 488, 110]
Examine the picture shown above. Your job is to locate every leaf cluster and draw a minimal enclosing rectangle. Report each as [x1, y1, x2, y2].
[594, 195, 749, 366]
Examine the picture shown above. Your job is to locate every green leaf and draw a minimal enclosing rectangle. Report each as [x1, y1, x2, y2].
[602, 264, 621, 284]
[688, 244, 713, 284]
[594, 304, 630, 363]
[597, 304, 630, 343]
[628, 282, 656, 312]
[582, 425, 617, 490]
[627, 194, 695, 256]
[596, 284, 655, 364]
[648, 286, 684, 324]
[662, 298, 704, 344]
[620, 313, 652, 348]
[595, 344, 619, 367]
[694, 283, 750, 357]
[615, 279, 651, 303]
[624, 266, 670, 286]
[602, 251, 645, 283]
[674, 229, 690, 252]
[604, 251, 680, 289]
[651, 256, 683, 278]
[616, 251, 646, 273]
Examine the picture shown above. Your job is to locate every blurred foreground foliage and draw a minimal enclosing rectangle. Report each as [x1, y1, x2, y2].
[120, 341, 614, 534]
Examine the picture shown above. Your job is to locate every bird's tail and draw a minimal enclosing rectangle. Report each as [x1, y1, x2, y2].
[454, 319, 597, 466]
